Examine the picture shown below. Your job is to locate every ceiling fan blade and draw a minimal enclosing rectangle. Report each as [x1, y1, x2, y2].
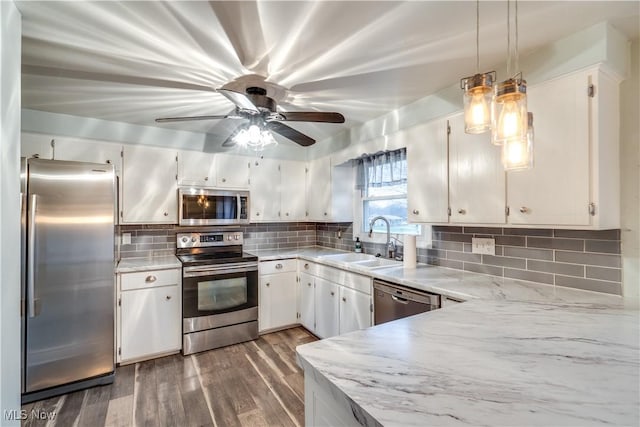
[277, 111, 345, 123]
[221, 123, 249, 147]
[268, 121, 316, 147]
[155, 115, 233, 123]
[217, 88, 260, 112]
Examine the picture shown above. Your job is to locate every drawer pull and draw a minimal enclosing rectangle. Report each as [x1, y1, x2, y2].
[304, 263, 309, 269]
[307, 283, 312, 287]
[412, 209, 419, 215]
[519, 206, 530, 214]
[457, 209, 466, 215]
[275, 263, 283, 269]
[166, 295, 172, 300]
[342, 297, 346, 302]
[330, 291, 335, 296]
[266, 282, 270, 287]
[145, 275, 157, 283]
[163, 212, 168, 217]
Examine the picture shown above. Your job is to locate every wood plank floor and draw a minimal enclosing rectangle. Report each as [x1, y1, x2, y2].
[21, 327, 317, 427]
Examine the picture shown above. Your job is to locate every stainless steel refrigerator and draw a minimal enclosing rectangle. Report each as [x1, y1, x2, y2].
[21, 158, 116, 403]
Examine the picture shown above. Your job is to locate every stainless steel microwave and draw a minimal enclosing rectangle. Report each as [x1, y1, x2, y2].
[179, 188, 249, 226]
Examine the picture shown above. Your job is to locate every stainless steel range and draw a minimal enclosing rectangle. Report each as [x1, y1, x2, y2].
[177, 231, 258, 355]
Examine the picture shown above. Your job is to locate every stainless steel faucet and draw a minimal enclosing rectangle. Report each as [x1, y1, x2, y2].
[368, 216, 396, 259]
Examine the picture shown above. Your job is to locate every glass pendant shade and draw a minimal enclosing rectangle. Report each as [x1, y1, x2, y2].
[502, 112, 534, 170]
[492, 78, 527, 145]
[462, 72, 495, 134]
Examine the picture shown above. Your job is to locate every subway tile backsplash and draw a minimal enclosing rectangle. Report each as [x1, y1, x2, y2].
[428, 226, 622, 296]
[118, 222, 623, 296]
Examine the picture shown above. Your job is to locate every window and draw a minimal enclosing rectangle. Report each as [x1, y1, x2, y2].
[356, 148, 420, 235]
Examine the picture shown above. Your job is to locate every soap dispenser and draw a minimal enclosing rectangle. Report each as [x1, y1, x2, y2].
[354, 237, 362, 253]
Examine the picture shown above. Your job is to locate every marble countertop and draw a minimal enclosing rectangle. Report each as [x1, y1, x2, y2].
[253, 247, 639, 425]
[116, 255, 182, 273]
[297, 299, 639, 426]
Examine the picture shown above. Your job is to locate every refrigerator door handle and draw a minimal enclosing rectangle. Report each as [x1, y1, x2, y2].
[28, 194, 37, 318]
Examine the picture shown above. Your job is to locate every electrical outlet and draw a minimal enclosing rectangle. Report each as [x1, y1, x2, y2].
[472, 237, 495, 255]
[122, 233, 132, 245]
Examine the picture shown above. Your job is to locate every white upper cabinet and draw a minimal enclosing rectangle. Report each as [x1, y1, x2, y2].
[448, 113, 506, 224]
[306, 156, 353, 222]
[280, 160, 307, 221]
[52, 137, 123, 176]
[21, 133, 53, 160]
[507, 66, 619, 228]
[306, 156, 332, 221]
[215, 154, 250, 188]
[177, 151, 216, 187]
[406, 118, 449, 223]
[121, 145, 178, 224]
[249, 158, 281, 221]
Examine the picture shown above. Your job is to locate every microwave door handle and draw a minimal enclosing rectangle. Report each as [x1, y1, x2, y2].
[237, 195, 241, 221]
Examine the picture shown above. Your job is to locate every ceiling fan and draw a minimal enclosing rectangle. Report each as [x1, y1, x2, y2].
[155, 86, 345, 147]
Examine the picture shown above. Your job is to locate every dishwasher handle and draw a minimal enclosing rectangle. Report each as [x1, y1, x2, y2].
[391, 294, 410, 305]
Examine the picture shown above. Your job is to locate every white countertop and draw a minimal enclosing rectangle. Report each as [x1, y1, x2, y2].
[297, 299, 639, 426]
[116, 255, 182, 273]
[250, 247, 638, 426]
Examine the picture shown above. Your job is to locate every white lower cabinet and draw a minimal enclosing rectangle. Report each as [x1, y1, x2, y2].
[117, 268, 182, 364]
[314, 277, 339, 339]
[338, 286, 371, 335]
[298, 260, 372, 339]
[259, 271, 298, 332]
[299, 272, 315, 332]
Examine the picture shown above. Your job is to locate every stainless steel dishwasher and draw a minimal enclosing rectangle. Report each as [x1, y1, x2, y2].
[373, 280, 441, 325]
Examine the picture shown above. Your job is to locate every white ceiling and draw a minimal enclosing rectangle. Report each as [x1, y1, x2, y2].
[17, 1, 640, 149]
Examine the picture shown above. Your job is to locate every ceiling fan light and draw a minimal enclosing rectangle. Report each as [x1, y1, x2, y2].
[461, 72, 495, 134]
[492, 78, 527, 145]
[502, 112, 534, 170]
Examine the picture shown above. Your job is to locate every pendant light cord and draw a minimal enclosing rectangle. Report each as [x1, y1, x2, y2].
[476, 0, 480, 73]
[506, 0, 511, 77]
[515, 0, 520, 77]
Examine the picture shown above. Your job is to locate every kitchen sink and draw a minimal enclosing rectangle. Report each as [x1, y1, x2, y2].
[321, 253, 375, 262]
[351, 258, 402, 269]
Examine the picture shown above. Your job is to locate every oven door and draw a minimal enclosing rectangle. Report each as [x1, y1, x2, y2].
[179, 188, 249, 225]
[182, 263, 258, 332]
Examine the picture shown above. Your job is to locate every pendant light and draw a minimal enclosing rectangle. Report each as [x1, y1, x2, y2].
[502, 112, 534, 170]
[460, 0, 495, 134]
[492, 0, 528, 147]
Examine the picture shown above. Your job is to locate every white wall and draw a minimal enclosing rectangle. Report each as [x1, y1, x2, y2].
[0, 0, 22, 423]
[620, 38, 640, 307]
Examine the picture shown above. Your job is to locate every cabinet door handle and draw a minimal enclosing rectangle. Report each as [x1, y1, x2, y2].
[285, 212, 289, 216]
[330, 291, 335, 296]
[163, 212, 168, 217]
[307, 282, 312, 287]
[275, 263, 283, 269]
[457, 209, 466, 215]
[342, 297, 346, 302]
[324, 212, 328, 216]
[519, 206, 530, 214]
[204, 176, 208, 181]
[304, 263, 309, 269]
[412, 209, 419, 215]
[166, 295, 172, 300]
[222, 178, 227, 183]
[145, 275, 157, 283]
[256, 212, 260, 216]
[266, 283, 270, 287]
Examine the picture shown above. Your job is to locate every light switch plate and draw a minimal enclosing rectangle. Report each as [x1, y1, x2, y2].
[122, 233, 132, 245]
[472, 237, 495, 255]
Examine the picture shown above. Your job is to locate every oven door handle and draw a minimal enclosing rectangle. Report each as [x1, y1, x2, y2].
[184, 263, 258, 277]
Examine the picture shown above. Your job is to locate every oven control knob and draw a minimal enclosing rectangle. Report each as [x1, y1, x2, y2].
[191, 237, 197, 243]
[227, 235, 233, 241]
[181, 237, 188, 243]
[234, 235, 240, 240]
